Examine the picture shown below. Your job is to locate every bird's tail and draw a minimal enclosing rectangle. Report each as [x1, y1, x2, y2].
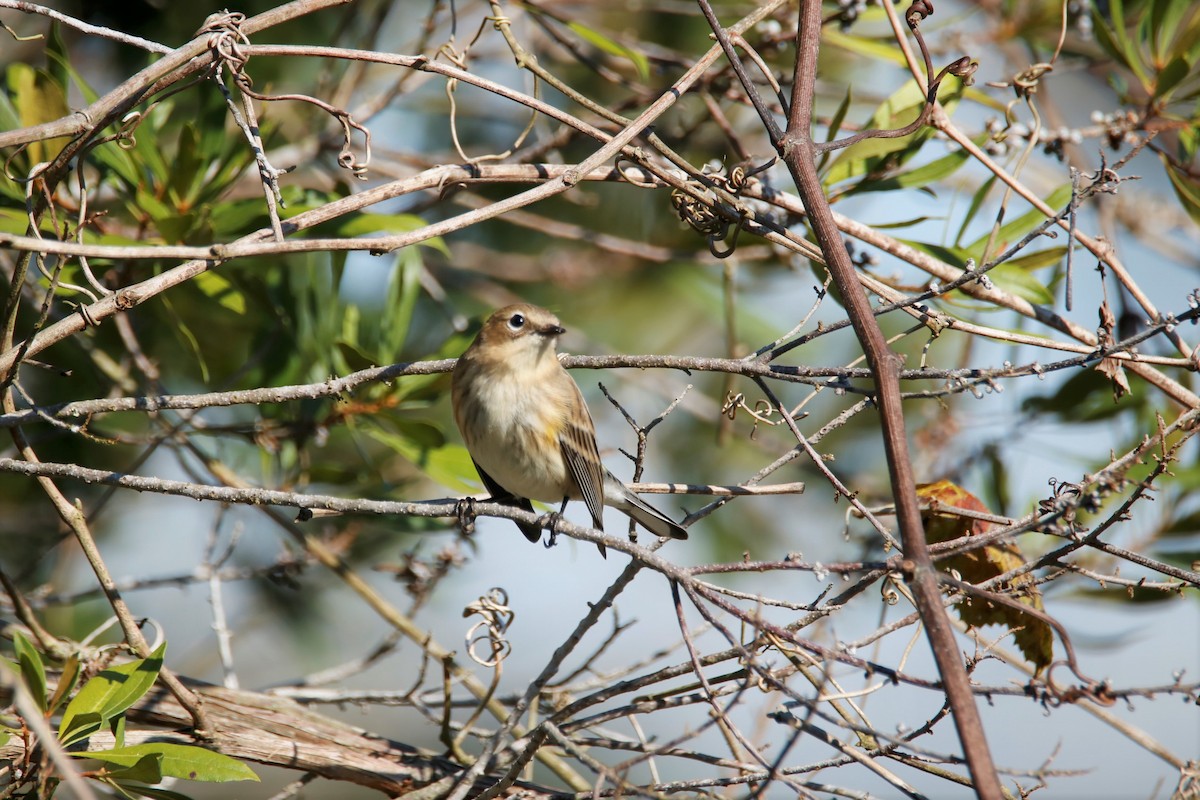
[605, 472, 688, 540]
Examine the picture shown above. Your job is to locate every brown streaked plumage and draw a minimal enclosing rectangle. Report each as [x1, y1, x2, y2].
[451, 304, 687, 554]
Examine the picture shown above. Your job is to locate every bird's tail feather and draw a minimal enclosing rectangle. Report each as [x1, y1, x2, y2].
[606, 475, 688, 540]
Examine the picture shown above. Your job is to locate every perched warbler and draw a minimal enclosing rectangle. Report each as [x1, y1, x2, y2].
[451, 303, 688, 552]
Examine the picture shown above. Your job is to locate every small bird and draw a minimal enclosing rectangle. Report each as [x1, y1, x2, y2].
[451, 303, 688, 553]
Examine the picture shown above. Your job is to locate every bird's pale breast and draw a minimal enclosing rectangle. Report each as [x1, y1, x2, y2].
[458, 363, 577, 503]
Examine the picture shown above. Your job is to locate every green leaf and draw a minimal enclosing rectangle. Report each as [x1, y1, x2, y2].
[208, 198, 271, 240]
[44, 23, 99, 105]
[58, 642, 165, 746]
[193, 271, 246, 315]
[13, 632, 47, 713]
[822, 28, 909, 66]
[842, 141, 973, 195]
[382, 246, 422, 357]
[1165, 160, 1200, 226]
[333, 213, 424, 238]
[159, 293, 210, 383]
[1187, 23, 1200, 66]
[48, 654, 81, 715]
[955, 175, 998, 248]
[1178, 122, 1198, 159]
[88, 137, 143, 190]
[339, 302, 362, 352]
[88, 752, 164, 784]
[84, 743, 258, 783]
[1149, 0, 1177, 63]
[112, 710, 127, 749]
[818, 87, 853, 173]
[985, 261, 1055, 304]
[566, 21, 650, 82]
[128, 104, 173, 185]
[7, 63, 71, 165]
[44, 22, 70, 97]
[335, 338, 379, 372]
[0, 98, 24, 187]
[1091, 5, 1130, 72]
[58, 711, 104, 748]
[823, 76, 965, 188]
[824, 128, 924, 187]
[964, 183, 1073, 258]
[108, 784, 196, 800]
[898, 238, 970, 268]
[389, 331, 473, 403]
[1151, 0, 1200, 65]
[367, 425, 479, 493]
[871, 215, 938, 230]
[168, 123, 204, 205]
[128, 187, 173, 228]
[825, 87, 853, 146]
[332, 213, 449, 257]
[1111, 0, 1151, 87]
[192, 94, 266, 209]
[1003, 245, 1068, 273]
[1154, 55, 1192, 100]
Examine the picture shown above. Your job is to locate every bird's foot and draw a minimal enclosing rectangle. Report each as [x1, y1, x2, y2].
[539, 511, 565, 549]
[455, 496, 478, 536]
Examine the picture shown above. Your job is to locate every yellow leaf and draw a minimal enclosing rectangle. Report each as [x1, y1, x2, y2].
[8, 64, 71, 165]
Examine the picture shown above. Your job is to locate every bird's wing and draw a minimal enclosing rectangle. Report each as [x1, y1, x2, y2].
[473, 459, 541, 542]
[558, 399, 606, 531]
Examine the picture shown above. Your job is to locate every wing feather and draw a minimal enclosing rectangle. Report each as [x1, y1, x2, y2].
[558, 391, 606, 530]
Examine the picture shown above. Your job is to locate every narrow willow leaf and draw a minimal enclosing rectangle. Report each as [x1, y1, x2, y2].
[383, 246, 422, 357]
[986, 262, 1055, 305]
[1153, 55, 1191, 100]
[1003, 245, 1068, 272]
[48, 655, 81, 715]
[842, 142, 973, 195]
[1109, 0, 1151, 87]
[13, 632, 47, 713]
[823, 76, 966, 188]
[111, 784, 195, 800]
[955, 175, 997, 248]
[7, 63, 71, 164]
[58, 643, 165, 744]
[85, 743, 258, 783]
[193, 271, 246, 315]
[58, 711, 104, 749]
[566, 21, 650, 81]
[1166, 159, 1200, 226]
[822, 28, 908, 66]
[87, 752, 163, 784]
[818, 87, 853, 173]
[367, 427, 478, 493]
[963, 183, 1073, 257]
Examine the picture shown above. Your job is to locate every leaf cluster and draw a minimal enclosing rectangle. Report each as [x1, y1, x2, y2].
[5, 634, 257, 799]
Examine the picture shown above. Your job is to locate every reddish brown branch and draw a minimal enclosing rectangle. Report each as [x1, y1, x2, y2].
[694, 0, 1003, 794]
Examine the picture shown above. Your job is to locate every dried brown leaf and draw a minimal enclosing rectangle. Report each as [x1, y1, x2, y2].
[1096, 357, 1131, 401]
[917, 480, 1054, 673]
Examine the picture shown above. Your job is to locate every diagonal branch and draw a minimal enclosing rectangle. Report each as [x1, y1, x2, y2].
[694, 0, 1003, 794]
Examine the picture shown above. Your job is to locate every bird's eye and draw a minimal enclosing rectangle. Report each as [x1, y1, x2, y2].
[508, 313, 526, 330]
